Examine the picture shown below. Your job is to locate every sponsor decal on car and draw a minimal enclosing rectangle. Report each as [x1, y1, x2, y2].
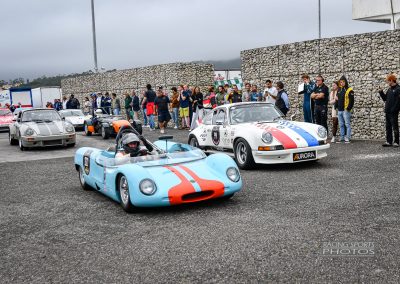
[293, 151, 316, 162]
[83, 150, 93, 175]
[212, 126, 220, 145]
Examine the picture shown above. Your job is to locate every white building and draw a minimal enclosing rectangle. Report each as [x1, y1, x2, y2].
[353, 0, 400, 29]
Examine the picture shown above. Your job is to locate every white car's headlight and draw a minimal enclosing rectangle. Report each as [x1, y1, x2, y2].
[317, 126, 327, 138]
[25, 128, 35, 136]
[65, 123, 74, 133]
[139, 179, 157, 195]
[261, 131, 273, 144]
[226, 167, 240, 182]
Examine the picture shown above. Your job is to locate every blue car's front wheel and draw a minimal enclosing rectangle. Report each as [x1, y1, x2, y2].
[78, 166, 92, 191]
[118, 175, 137, 213]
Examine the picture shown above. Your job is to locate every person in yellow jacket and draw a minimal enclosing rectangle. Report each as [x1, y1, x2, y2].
[335, 75, 354, 143]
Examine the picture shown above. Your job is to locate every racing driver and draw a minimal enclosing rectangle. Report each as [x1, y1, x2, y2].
[116, 133, 153, 158]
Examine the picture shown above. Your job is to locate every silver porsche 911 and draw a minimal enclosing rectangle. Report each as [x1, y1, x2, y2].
[8, 108, 76, 150]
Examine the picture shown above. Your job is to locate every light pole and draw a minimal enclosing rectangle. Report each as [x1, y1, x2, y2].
[91, 0, 98, 73]
[318, 0, 321, 39]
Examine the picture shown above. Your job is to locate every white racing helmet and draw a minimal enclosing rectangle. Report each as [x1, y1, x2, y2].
[121, 133, 140, 156]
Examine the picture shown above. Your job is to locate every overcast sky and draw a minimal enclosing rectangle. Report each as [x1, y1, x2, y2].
[0, 0, 389, 80]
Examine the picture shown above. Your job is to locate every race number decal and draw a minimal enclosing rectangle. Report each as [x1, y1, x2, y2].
[212, 126, 220, 145]
[83, 150, 93, 175]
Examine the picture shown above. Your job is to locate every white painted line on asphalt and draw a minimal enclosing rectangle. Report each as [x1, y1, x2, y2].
[352, 153, 400, 160]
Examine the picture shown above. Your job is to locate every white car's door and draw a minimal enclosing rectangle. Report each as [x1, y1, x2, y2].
[196, 110, 214, 147]
[210, 108, 230, 148]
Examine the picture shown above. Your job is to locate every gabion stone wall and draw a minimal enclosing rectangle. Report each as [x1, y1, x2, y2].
[61, 62, 214, 112]
[241, 30, 400, 140]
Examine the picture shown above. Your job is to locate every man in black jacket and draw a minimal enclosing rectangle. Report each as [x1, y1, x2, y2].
[311, 75, 329, 131]
[335, 75, 354, 143]
[379, 74, 400, 147]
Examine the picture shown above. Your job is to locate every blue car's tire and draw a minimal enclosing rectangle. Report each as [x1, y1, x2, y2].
[78, 166, 92, 191]
[118, 175, 137, 213]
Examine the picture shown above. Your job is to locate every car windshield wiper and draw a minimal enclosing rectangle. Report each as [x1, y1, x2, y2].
[273, 117, 283, 121]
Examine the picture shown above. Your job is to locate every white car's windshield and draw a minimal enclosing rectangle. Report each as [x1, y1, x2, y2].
[230, 104, 282, 124]
[60, 110, 84, 117]
[22, 110, 61, 122]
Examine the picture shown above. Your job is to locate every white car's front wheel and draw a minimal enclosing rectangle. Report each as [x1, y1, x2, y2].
[188, 135, 199, 148]
[18, 133, 25, 151]
[234, 138, 255, 170]
[9, 131, 18, 145]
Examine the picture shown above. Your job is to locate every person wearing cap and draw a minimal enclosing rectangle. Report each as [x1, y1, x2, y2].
[378, 73, 400, 147]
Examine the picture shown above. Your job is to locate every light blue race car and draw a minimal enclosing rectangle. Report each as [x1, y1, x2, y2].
[74, 126, 242, 212]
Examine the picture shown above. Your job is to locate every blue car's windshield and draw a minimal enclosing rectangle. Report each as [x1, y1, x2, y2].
[98, 147, 206, 167]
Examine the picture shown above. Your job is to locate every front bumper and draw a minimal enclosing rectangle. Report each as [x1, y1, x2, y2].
[0, 124, 11, 132]
[252, 144, 330, 164]
[20, 133, 76, 147]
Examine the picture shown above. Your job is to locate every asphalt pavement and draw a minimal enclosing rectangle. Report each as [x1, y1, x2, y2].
[1, 128, 400, 283]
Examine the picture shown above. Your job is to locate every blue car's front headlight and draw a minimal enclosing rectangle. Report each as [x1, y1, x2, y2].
[139, 179, 157, 195]
[226, 167, 240, 182]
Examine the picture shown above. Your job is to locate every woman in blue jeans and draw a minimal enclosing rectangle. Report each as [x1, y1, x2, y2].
[170, 87, 180, 129]
[335, 76, 354, 143]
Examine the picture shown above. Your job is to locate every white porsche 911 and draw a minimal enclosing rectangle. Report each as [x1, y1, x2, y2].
[189, 102, 330, 169]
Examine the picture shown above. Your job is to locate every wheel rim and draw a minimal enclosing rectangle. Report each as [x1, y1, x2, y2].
[84, 124, 88, 134]
[79, 167, 85, 186]
[9, 132, 11, 142]
[190, 137, 198, 147]
[19, 138, 22, 149]
[101, 127, 105, 138]
[119, 176, 129, 205]
[236, 142, 247, 164]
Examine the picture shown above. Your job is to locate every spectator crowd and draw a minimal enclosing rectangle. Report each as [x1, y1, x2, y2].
[3, 73, 399, 147]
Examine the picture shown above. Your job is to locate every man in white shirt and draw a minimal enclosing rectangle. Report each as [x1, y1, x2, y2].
[263, 80, 277, 104]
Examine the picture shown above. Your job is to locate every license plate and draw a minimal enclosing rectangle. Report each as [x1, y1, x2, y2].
[293, 151, 316, 162]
